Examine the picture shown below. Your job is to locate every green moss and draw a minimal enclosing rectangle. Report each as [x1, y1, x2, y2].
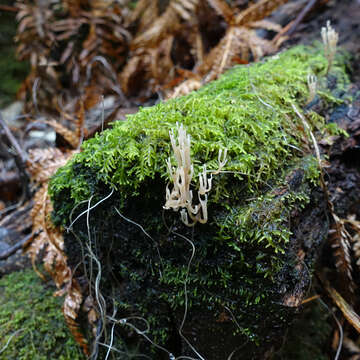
[51, 45, 339, 217]
[49, 44, 349, 356]
[0, 269, 85, 360]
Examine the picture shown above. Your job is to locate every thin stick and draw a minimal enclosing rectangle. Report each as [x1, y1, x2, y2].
[285, 0, 317, 37]
[0, 111, 29, 199]
[0, 235, 30, 260]
[0, 112, 27, 164]
[0, 5, 19, 12]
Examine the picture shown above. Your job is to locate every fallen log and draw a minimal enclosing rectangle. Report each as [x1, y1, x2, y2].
[48, 44, 353, 359]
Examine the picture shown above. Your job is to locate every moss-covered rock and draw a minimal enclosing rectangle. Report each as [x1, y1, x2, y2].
[49, 45, 349, 358]
[0, 269, 85, 360]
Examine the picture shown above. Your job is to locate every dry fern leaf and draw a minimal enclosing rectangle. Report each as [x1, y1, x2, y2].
[83, 84, 104, 111]
[120, 35, 176, 95]
[41, 192, 69, 288]
[150, 36, 175, 84]
[323, 280, 360, 334]
[128, 0, 159, 30]
[249, 19, 283, 32]
[26, 146, 75, 274]
[78, 6, 130, 69]
[26, 181, 71, 288]
[193, 29, 204, 66]
[171, 0, 198, 21]
[206, 0, 234, 24]
[131, 0, 199, 50]
[17, 1, 130, 115]
[198, 27, 250, 80]
[27, 147, 74, 184]
[75, 100, 86, 143]
[329, 213, 356, 296]
[63, 277, 90, 356]
[167, 78, 202, 99]
[26, 186, 66, 281]
[61, 0, 84, 17]
[82, 295, 99, 339]
[198, 0, 284, 81]
[119, 51, 149, 95]
[345, 215, 360, 268]
[353, 233, 360, 266]
[15, 2, 55, 62]
[26, 183, 49, 280]
[246, 27, 277, 59]
[44, 119, 80, 149]
[43, 238, 70, 288]
[235, 0, 290, 26]
[15, 1, 57, 111]
[130, 6, 179, 50]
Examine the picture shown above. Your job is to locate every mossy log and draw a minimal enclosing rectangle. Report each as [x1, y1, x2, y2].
[49, 45, 351, 359]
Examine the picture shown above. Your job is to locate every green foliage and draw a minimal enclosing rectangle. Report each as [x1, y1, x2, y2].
[0, 269, 85, 360]
[323, 122, 349, 137]
[50, 45, 342, 221]
[217, 186, 310, 255]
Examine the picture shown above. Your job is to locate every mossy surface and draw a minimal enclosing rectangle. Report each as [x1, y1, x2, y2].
[50, 45, 347, 220]
[0, 269, 85, 360]
[49, 45, 348, 357]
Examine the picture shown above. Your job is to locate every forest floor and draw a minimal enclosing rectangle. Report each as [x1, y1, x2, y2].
[0, 0, 360, 359]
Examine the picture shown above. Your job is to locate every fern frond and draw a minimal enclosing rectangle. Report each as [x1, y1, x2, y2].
[167, 78, 202, 99]
[345, 216, 360, 268]
[131, 0, 198, 50]
[27, 147, 74, 183]
[235, 0, 290, 26]
[206, 0, 234, 24]
[44, 120, 80, 149]
[63, 278, 90, 356]
[329, 213, 356, 296]
[128, 0, 157, 26]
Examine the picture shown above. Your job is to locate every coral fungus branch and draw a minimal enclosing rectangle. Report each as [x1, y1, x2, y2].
[164, 123, 226, 226]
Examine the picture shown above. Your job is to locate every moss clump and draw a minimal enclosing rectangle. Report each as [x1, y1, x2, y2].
[0, 269, 85, 360]
[50, 45, 347, 219]
[49, 45, 348, 357]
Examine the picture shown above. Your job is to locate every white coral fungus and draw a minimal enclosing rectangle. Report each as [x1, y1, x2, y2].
[164, 123, 227, 226]
[321, 20, 339, 75]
